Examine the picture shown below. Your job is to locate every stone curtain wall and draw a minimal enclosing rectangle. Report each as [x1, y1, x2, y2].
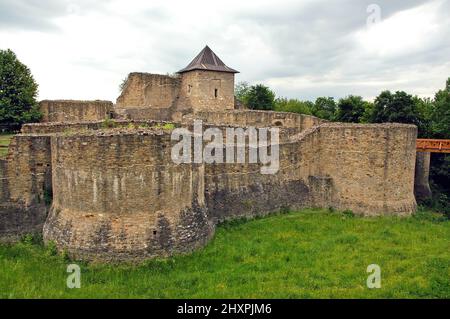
[309, 123, 417, 215]
[21, 120, 179, 134]
[0, 119, 418, 260]
[203, 123, 417, 222]
[0, 135, 51, 240]
[43, 131, 212, 261]
[187, 110, 326, 130]
[40, 100, 113, 123]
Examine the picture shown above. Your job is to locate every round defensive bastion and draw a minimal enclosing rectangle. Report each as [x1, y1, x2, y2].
[43, 129, 212, 262]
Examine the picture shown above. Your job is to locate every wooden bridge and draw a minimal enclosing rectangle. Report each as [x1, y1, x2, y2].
[416, 139, 450, 153]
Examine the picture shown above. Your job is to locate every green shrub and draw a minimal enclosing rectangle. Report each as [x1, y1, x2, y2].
[45, 241, 58, 256]
[342, 209, 355, 217]
[162, 123, 175, 130]
[101, 118, 117, 129]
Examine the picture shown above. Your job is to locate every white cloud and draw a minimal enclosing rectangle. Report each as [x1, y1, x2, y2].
[355, 1, 442, 58]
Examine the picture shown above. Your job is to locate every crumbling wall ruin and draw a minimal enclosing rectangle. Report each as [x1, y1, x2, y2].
[115, 73, 181, 120]
[40, 100, 113, 123]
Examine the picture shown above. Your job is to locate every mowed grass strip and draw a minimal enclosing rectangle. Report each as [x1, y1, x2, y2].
[0, 209, 449, 299]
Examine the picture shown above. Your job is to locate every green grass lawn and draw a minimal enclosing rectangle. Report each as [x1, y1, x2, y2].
[0, 134, 14, 158]
[0, 209, 449, 299]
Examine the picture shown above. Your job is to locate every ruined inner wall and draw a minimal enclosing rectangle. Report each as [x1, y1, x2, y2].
[114, 71, 235, 121]
[43, 131, 212, 261]
[40, 100, 113, 123]
[185, 110, 326, 130]
[21, 120, 179, 134]
[177, 70, 235, 112]
[0, 135, 51, 240]
[115, 73, 181, 121]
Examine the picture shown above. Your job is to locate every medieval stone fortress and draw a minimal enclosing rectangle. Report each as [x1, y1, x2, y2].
[0, 46, 419, 262]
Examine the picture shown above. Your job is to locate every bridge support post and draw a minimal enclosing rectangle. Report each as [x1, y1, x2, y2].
[414, 152, 432, 201]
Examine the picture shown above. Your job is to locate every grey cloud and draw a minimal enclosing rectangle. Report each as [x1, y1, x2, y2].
[2, 0, 447, 101]
[0, 0, 111, 31]
[224, 0, 449, 99]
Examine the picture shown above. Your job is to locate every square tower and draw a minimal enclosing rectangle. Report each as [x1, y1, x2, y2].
[177, 46, 239, 112]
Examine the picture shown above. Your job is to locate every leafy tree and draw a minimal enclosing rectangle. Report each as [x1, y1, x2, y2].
[371, 90, 422, 129]
[312, 97, 336, 120]
[0, 49, 41, 126]
[360, 101, 375, 123]
[274, 97, 313, 115]
[370, 90, 391, 123]
[246, 84, 275, 111]
[431, 78, 450, 139]
[428, 78, 450, 215]
[414, 96, 434, 138]
[335, 95, 367, 123]
[119, 76, 128, 93]
[234, 81, 251, 106]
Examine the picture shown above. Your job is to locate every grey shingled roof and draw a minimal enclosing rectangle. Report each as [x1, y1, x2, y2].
[177, 45, 239, 74]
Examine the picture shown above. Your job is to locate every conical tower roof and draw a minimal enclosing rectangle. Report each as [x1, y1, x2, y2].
[177, 45, 239, 74]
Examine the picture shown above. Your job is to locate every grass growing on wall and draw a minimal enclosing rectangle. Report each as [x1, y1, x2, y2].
[0, 209, 449, 299]
[0, 134, 14, 158]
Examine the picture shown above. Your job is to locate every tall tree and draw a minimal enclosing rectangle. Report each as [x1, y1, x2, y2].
[335, 95, 367, 123]
[431, 78, 450, 139]
[246, 84, 275, 111]
[234, 81, 251, 106]
[274, 98, 313, 115]
[312, 97, 336, 120]
[428, 78, 450, 214]
[371, 90, 422, 129]
[0, 49, 41, 127]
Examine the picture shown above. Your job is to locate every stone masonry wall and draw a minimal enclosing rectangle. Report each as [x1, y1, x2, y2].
[177, 70, 235, 112]
[43, 131, 212, 261]
[311, 123, 417, 215]
[40, 100, 113, 123]
[116, 73, 181, 109]
[203, 123, 417, 222]
[21, 120, 179, 134]
[186, 110, 326, 130]
[1, 118, 418, 260]
[0, 135, 51, 240]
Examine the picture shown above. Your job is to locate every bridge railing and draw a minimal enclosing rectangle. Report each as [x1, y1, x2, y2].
[416, 139, 450, 153]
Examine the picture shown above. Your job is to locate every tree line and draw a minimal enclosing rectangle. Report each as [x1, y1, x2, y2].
[236, 80, 450, 214]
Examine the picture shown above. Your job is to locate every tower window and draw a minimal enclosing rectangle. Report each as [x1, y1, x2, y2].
[214, 88, 218, 98]
[188, 84, 192, 93]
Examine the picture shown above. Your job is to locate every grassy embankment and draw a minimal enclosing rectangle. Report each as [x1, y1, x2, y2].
[0, 209, 449, 298]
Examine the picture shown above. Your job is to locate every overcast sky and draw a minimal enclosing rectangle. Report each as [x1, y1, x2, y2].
[1, 0, 449, 102]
